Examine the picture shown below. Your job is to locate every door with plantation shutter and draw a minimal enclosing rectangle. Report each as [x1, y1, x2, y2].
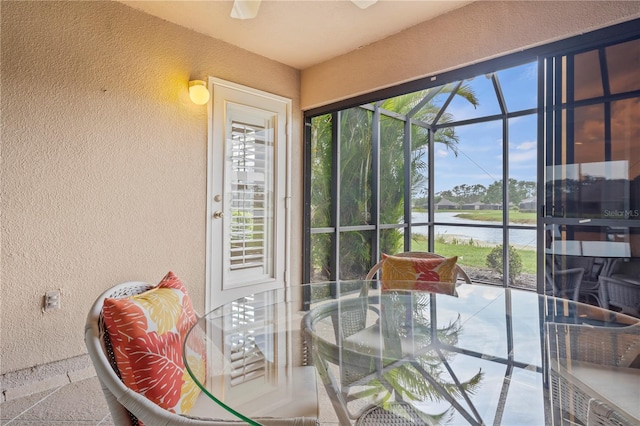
[207, 78, 291, 309]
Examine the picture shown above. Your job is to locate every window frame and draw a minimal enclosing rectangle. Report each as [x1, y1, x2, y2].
[303, 19, 640, 291]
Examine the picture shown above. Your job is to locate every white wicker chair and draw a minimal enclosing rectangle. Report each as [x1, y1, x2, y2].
[588, 399, 638, 426]
[302, 298, 392, 425]
[85, 281, 318, 426]
[546, 321, 640, 426]
[355, 401, 432, 425]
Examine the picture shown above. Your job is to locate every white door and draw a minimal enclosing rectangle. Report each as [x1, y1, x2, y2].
[206, 78, 291, 309]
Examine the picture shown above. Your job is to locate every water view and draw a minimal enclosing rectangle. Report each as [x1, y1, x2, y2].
[412, 212, 537, 248]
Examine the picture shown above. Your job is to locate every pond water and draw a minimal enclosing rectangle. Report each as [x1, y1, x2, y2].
[411, 212, 536, 248]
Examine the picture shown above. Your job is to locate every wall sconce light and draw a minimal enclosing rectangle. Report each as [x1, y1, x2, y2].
[189, 80, 210, 105]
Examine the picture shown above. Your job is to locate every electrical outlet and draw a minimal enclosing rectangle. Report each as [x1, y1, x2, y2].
[44, 290, 61, 312]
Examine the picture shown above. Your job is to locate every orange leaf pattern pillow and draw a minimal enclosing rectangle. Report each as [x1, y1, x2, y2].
[102, 272, 205, 416]
[380, 254, 458, 294]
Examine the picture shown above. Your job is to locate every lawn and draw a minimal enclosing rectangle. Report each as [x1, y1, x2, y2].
[411, 235, 536, 274]
[409, 209, 537, 274]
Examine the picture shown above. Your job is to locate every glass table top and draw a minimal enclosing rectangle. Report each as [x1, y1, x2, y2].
[184, 280, 639, 425]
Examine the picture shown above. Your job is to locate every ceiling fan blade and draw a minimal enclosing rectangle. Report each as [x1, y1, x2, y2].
[351, 0, 377, 9]
[231, 0, 261, 19]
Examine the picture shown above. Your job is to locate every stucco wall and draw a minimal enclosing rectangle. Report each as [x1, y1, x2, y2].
[0, 1, 301, 374]
[2, 0, 639, 379]
[301, 0, 640, 110]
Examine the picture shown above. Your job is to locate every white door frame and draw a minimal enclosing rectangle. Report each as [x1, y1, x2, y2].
[205, 77, 291, 311]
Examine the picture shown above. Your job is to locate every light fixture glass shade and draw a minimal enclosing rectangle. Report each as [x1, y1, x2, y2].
[189, 80, 210, 105]
[351, 0, 377, 9]
[231, 0, 261, 19]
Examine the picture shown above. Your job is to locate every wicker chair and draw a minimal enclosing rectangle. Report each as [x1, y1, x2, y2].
[545, 261, 585, 301]
[365, 252, 472, 283]
[302, 298, 402, 425]
[355, 401, 432, 425]
[561, 255, 607, 306]
[587, 399, 638, 426]
[546, 321, 640, 426]
[85, 281, 318, 426]
[599, 276, 640, 318]
[599, 259, 640, 317]
[303, 297, 451, 426]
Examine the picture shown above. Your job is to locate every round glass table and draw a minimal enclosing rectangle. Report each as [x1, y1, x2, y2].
[184, 281, 639, 425]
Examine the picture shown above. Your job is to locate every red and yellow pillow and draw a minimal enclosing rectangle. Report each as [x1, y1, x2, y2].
[102, 271, 205, 417]
[380, 253, 458, 294]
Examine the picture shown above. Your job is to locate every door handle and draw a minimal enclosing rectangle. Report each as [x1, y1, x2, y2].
[213, 211, 224, 219]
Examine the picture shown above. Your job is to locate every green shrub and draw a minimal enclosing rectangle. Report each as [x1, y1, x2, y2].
[486, 244, 523, 285]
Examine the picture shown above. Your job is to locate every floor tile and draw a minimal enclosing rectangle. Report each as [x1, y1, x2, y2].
[0, 372, 334, 425]
[0, 387, 60, 422]
[3, 422, 98, 426]
[3, 377, 108, 424]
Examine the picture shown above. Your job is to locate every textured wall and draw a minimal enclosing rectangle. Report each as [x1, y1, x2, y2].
[0, 1, 301, 374]
[301, 0, 640, 110]
[2, 0, 638, 377]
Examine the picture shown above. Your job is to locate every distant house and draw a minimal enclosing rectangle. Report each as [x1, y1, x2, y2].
[461, 201, 483, 210]
[436, 198, 458, 210]
[457, 201, 501, 210]
[519, 197, 537, 212]
[484, 203, 502, 210]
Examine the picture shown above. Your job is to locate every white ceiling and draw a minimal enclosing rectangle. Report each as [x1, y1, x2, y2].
[119, 0, 474, 69]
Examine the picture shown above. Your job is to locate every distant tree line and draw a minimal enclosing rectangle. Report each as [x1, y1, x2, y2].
[415, 179, 536, 207]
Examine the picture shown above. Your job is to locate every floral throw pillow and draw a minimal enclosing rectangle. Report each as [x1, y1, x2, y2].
[102, 271, 205, 417]
[380, 254, 458, 294]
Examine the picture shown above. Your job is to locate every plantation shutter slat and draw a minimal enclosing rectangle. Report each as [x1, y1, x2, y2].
[230, 120, 271, 271]
[227, 295, 270, 387]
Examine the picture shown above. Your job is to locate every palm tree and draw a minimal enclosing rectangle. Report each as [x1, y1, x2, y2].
[310, 83, 479, 280]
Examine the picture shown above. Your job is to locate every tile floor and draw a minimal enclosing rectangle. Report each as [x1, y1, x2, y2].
[0, 372, 559, 425]
[0, 374, 339, 426]
[0, 376, 113, 425]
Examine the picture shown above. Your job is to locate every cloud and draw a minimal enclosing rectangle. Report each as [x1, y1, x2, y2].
[436, 148, 449, 157]
[516, 141, 536, 150]
[521, 62, 537, 81]
[510, 149, 537, 163]
[509, 140, 537, 163]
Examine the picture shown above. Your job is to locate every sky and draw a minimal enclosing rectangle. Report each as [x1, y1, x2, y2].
[430, 62, 538, 195]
